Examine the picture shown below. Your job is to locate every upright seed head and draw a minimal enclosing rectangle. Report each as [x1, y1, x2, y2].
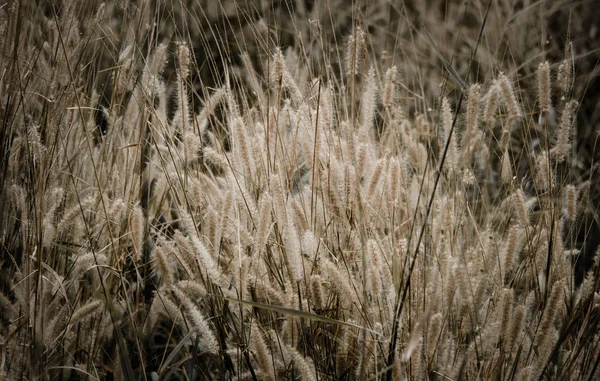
[284, 215, 303, 283]
[346, 26, 366, 78]
[344, 163, 356, 211]
[130, 205, 145, 263]
[503, 225, 522, 281]
[271, 48, 285, 87]
[505, 305, 525, 352]
[501, 149, 512, 185]
[154, 243, 174, 286]
[464, 83, 481, 148]
[563, 184, 578, 220]
[387, 157, 400, 206]
[483, 82, 500, 124]
[513, 188, 530, 227]
[537, 61, 551, 113]
[382, 66, 398, 108]
[255, 194, 272, 254]
[366, 158, 385, 201]
[498, 73, 522, 120]
[150, 43, 168, 77]
[232, 117, 254, 176]
[534, 279, 564, 371]
[177, 42, 190, 79]
[416, 114, 431, 137]
[360, 67, 377, 137]
[557, 59, 571, 94]
[553, 100, 578, 161]
[535, 151, 553, 191]
[500, 289, 514, 345]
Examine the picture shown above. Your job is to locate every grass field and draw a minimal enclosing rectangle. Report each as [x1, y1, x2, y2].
[1, 0, 599, 380]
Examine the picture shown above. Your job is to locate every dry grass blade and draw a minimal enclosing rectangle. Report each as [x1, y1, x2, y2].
[220, 295, 383, 337]
[157, 329, 195, 375]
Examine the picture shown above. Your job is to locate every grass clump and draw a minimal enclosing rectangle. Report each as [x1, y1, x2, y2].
[1, 0, 599, 380]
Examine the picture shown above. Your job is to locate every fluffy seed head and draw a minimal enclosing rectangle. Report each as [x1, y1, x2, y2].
[178, 42, 190, 79]
[382, 66, 398, 108]
[501, 150, 512, 184]
[537, 61, 551, 112]
[553, 100, 578, 161]
[535, 151, 553, 191]
[563, 184, 578, 220]
[464, 83, 481, 148]
[346, 26, 366, 78]
[557, 59, 571, 94]
[483, 82, 500, 124]
[360, 68, 378, 136]
[498, 74, 522, 120]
